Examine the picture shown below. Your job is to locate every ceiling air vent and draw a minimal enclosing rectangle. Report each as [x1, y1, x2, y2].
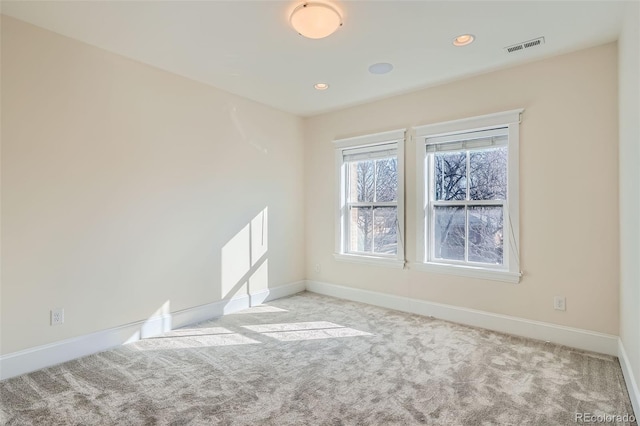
[505, 37, 545, 54]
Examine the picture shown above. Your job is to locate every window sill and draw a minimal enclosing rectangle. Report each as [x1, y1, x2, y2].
[412, 262, 521, 283]
[333, 253, 406, 269]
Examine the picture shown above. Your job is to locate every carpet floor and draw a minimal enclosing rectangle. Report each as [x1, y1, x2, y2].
[0, 291, 636, 425]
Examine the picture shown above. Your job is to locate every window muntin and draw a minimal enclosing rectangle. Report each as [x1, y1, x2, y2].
[427, 128, 509, 268]
[415, 109, 522, 282]
[427, 140, 508, 267]
[345, 148, 398, 256]
[334, 130, 405, 266]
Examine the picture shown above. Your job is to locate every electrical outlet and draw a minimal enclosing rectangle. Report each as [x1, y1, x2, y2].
[314, 263, 321, 273]
[553, 296, 566, 311]
[51, 308, 64, 325]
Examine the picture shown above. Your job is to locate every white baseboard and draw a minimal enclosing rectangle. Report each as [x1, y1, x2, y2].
[618, 339, 640, 417]
[168, 295, 249, 332]
[305, 280, 618, 356]
[262, 280, 307, 303]
[249, 281, 306, 305]
[0, 282, 304, 381]
[0, 316, 166, 381]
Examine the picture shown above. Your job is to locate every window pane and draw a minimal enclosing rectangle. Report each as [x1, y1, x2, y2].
[469, 147, 507, 200]
[468, 206, 504, 264]
[434, 206, 465, 261]
[375, 158, 397, 202]
[435, 152, 467, 201]
[349, 207, 372, 253]
[348, 161, 375, 203]
[373, 207, 397, 255]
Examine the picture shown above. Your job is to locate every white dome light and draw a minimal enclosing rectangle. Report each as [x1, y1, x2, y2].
[290, 2, 343, 39]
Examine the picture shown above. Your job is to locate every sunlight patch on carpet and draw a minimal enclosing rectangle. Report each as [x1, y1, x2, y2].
[131, 332, 260, 350]
[230, 305, 289, 315]
[242, 321, 372, 341]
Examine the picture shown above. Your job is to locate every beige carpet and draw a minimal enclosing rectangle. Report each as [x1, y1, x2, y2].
[0, 292, 636, 425]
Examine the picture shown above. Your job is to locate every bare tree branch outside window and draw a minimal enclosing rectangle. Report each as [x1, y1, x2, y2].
[349, 157, 398, 255]
[433, 146, 506, 264]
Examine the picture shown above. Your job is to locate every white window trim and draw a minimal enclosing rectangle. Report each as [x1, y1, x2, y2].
[334, 129, 406, 268]
[333, 253, 405, 269]
[414, 109, 523, 283]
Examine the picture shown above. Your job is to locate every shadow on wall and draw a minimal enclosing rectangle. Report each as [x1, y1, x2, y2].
[125, 207, 269, 343]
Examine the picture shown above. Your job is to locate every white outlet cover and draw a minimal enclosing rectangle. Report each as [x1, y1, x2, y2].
[553, 297, 566, 311]
[51, 308, 65, 325]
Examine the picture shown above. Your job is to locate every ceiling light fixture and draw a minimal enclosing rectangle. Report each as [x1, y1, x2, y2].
[314, 82, 329, 90]
[453, 34, 475, 47]
[290, 2, 343, 39]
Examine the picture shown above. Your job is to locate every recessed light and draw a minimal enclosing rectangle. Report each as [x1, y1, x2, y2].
[453, 34, 475, 47]
[368, 63, 394, 75]
[314, 83, 329, 90]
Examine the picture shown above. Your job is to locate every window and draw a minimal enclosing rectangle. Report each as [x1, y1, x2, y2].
[334, 130, 405, 268]
[415, 110, 522, 282]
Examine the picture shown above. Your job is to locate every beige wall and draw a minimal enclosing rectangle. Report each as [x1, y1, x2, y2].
[619, 1, 640, 390]
[0, 14, 627, 359]
[1, 16, 305, 354]
[305, 43, 620, 335]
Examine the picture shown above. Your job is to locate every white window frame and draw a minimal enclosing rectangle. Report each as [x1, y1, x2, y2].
[334, 129, 406, 269]
[414, 110, 523, 283]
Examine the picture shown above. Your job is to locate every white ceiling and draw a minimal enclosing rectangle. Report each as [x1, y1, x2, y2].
[1, 1, 627, 117]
